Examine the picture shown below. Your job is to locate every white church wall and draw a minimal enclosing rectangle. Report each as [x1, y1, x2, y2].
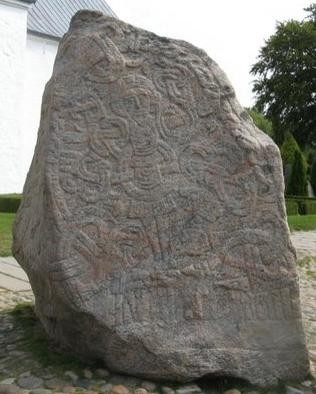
[0, 1, 58, 193]
[0, 1, 28, 193]
[21, 33, 58, 191]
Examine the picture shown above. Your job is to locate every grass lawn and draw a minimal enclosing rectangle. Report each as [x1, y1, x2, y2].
[0, 212, 15, 256]
[287, 214, 316, 231]
[0, 193, 21, 198]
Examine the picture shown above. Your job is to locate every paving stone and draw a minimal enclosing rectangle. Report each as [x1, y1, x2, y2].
[140, 383, 157, 392]
[301, 381, 312, 388]
[121, 378, 140, 389]
[83, 370, 93, 380]
[110, 385, 130, 394]
[243, 391, 259, 394]
[63, 372, 78, 383]
[76, 379, 91, 389]
[94, 380, 107, 386]
[16, 376, 43, 390]
[0, 263, 29, 282]
[0, 381, 15, 386]
[44, 378, 67, 390]
[134, 389, 147, 394]
[30, 389, 52, 394]
[0, 274, 31, 292]
[176, 385, 202, 394]
[286, 387, 304, 394]
[100, 383, 113, 393]
[223, 390, 241, 394]
[161, 387, 175, 394]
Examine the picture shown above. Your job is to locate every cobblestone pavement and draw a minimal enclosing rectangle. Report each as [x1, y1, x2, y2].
[294, 232, 316, 379]
[0, 232, 315, 394]
[0, 257, 31, 292]
[291, 231, 316, 259]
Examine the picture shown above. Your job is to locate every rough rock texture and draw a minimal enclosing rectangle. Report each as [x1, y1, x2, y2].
[13, 11, 309, 386]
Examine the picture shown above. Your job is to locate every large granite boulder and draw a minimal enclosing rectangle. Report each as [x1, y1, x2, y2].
[13, 11, 309, 386]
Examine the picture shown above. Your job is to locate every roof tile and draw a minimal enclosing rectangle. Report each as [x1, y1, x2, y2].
[27, 0, 116, 39]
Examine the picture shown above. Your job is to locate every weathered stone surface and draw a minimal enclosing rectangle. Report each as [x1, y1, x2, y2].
[176, 384, 201, 394]
[13, 10, 309, 386]
[140, 382, 156, 392]
[0, 381, 15, 386]
[110, 386, 130, 394]
[134, 389, 148, 394]
[44, 378, 67, 391]
[63, 372, 78, 383]
[16, 376, 43, 390]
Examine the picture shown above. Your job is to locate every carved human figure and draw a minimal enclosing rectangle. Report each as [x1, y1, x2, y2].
[110, 74, 179, 201]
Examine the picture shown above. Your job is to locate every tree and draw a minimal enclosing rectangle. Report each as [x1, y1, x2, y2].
[280, 132, 307, 193]
[287, 150, 308, 196]
[247, 107, 274, 138]
[251, 4, 316, 147]
[311, 158, 316, 195]
[280, 132, 301, 165]
[305, 3, 316, 22]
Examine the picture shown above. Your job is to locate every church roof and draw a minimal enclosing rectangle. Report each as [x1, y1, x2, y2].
[27, 0, 116, 40]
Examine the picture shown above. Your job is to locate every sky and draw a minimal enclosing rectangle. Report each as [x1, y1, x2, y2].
[110, 0, 311, 107]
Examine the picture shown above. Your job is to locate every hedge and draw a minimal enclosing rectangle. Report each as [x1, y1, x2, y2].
[287, 195, 316, 201]
[287, 150, 308, 196]
[281, 133, 308, 195]
[0, 194, 22, 213]
[305, 200, 316, 215]
[286, 196, 316, 216]
[281, 133, 301, 167]
[311, 159, 316, 195]
[285, 200, 299, 215]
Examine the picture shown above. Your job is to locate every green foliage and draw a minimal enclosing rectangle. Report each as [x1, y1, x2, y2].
[0, 194, 21, 213]
[304, 146, 316, 177]
[305, 200, 316, 214]
[311, 159, 316, 195]
[251, 4, 316, 146]
[0, 213, 15, 257]
[280, 133, 301, 164]
[287, 214, 316, 231]
[247, 107, 274, 138]
[285, 199, 299, 215]
[287, 150, 308, 196]
[281, 133, 307, 193]
[305, 3, 316, 21]
[286, 196, 316, 215]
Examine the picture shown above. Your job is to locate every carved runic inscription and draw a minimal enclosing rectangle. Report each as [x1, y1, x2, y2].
[13, 11, 309, 386]
[50, 15, 298, 315]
